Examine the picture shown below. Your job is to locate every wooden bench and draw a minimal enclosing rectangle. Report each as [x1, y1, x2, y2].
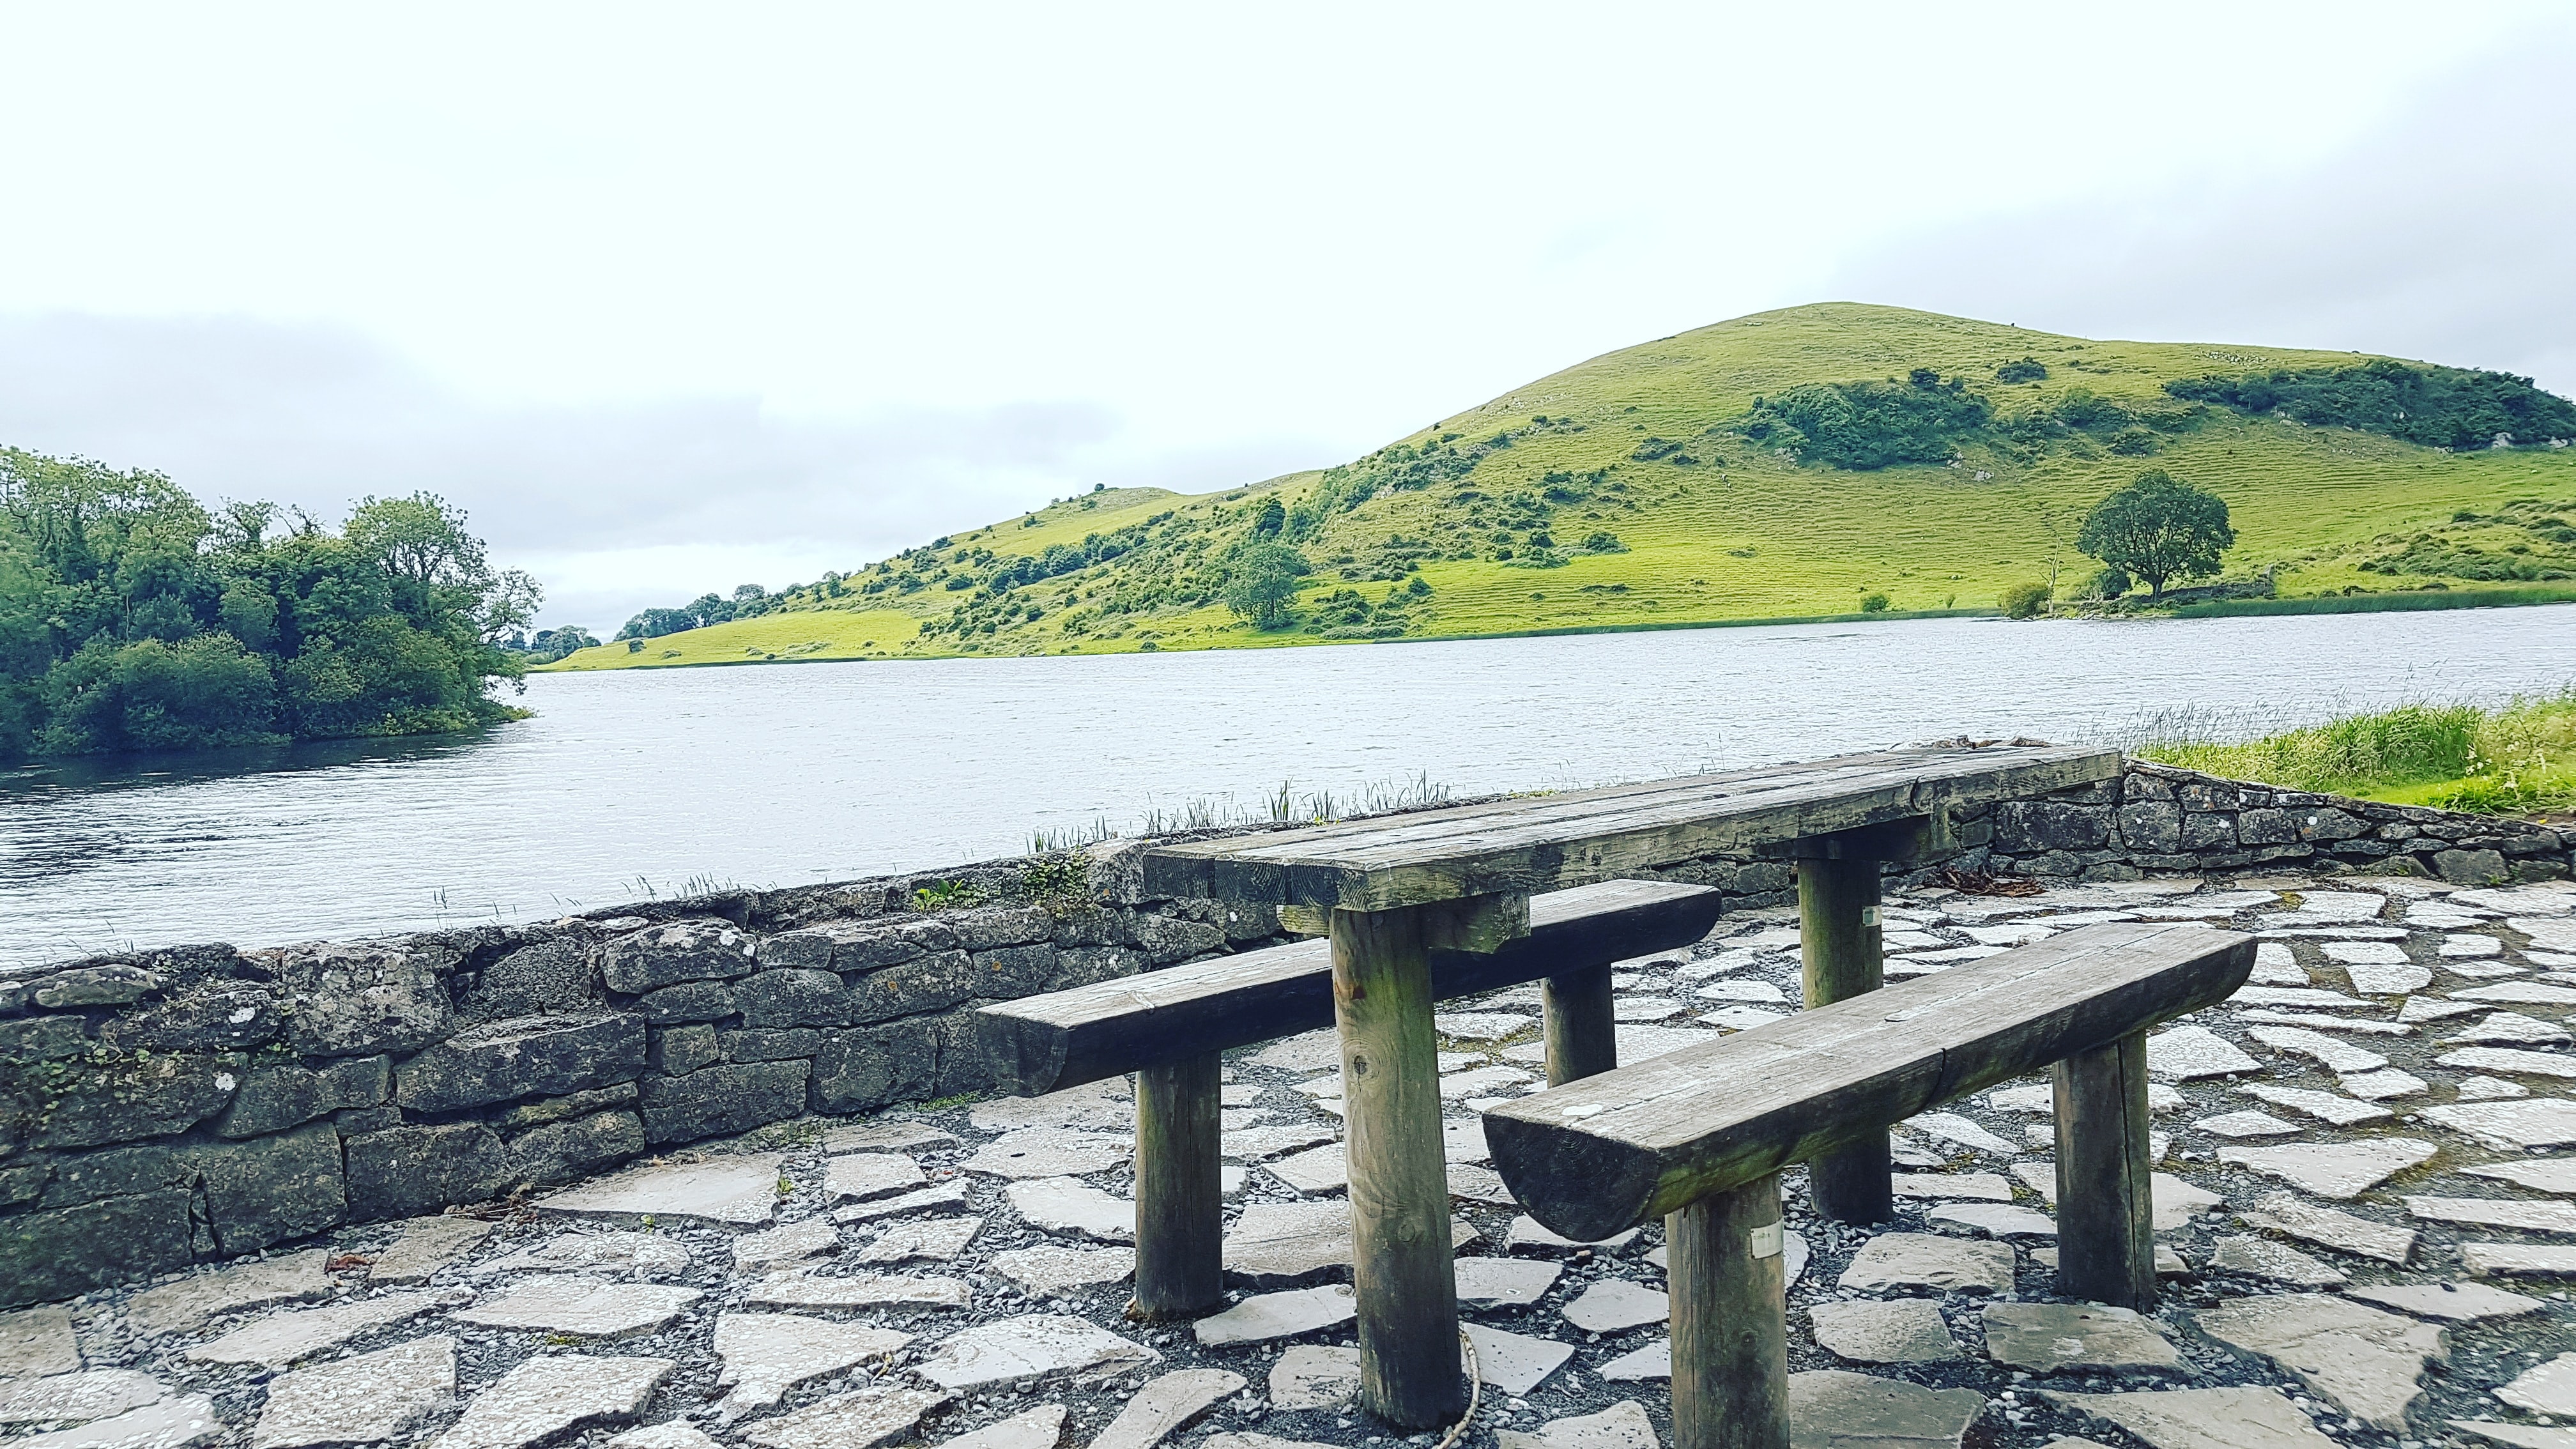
[1139, 742, 2118, 1428]
[977, 878, 1724, 1314]
[1483, 921, 2253, 1449]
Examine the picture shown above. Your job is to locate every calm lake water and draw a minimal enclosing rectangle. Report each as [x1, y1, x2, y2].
[9, 608, 2575, 967]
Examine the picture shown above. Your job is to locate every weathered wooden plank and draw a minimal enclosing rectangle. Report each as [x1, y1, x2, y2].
[1483, 921, 2253, 1241]
[1797, 854, 1890, 1225]
[1130, 1051, 1223, 1319]
[1334, 903, 1467, 1428]
[977, 880, 1721, 1094]
[2053, 1031, 2156, 1310]
[1141, 744, 2118, 910]
[1667, 1175, 1789, 1449]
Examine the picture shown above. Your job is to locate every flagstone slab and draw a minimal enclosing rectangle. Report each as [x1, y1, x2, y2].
[188, 1291, 439, 1366]
[127, 1250, 333, 1334]
[2234, 1010, 2411, 1036]
[250, 1336, 455, 1449]
[1195, 1286, 1354, 1346]
[739, 1384, 949, 1449]
[2497, 1353, 2576, 1416]
[821, 1119, 958, 1154]
[1926, 1202, 2056, 1238]
[1225, 1200, 1475, 1280]
[2340, 1068, 2429, 1101]
[936, 1404, 1067, 1449]
[2033, 1244, 2191, 1278]
[2439, 1047, 2576, 1078]
[1981, 1302, 2181, 1374]
[826, 1153, 931, 1202]
[9, 1394, 222, 1449]
[2205, 1236, 2347, 1287]
[2195, 1110, 2300, 1138]
[2246, 1024, 2387, 1073]
[1092, 1368, 1245, 1449]
[450, 1279, 701, 1339]
[1004, 1177, 1134, 1241]
[2448, 1013, 2574, 1045]
[2422, 1100, 2576, 1151]
[540, 1153, 786, 1226]
[1561, 1280, 1669, 1334]
[2194, 1292, 2439, 1431]
[2458, 1076, 2533, 1100]
[1222, 1124, 1339, 1162]
[2464, 1156, 2576, 1193]
[1495, 1400, 1657, 1449]
[2236, 1084, 2391, 1126]
[1455, 1256, 1562, 1307]
[1503, 1215, 1639, 1252]
[2455, 982, 2576, 1006]
[2146, 1025, 2262, 1080]
[1460, 1323, 1574, 1396]
[964, 1130, 1131, 1179]
[0, 1304, 80, 1379]
[2345, 1280, 2544, 1321]
[1434, 1012, 1534, 1041]
[1807, 1299, 1959, 1363]
[1247, 1032, 1338, 1073]
[1888, 1172, 2013, 1201]
[2218, 1138, 2438, 1199]
[915, 1314, 1157, 1389]
[2405, 1196, 2576, 1234]
[990, 1244, 1135, 1298]
[857, 1216, 982, 1264]
[1446, 1163, 1519, 1206]
[484, 1232, 691, 1279]
[428, 1354, 671, 1449]
[742, 1273, 972, 1310]
[1264, 1144, 1347, 1194]
[1598, 1339, 1670, 1381]
[1837, 1234, 2015, 1295]
[0, 1368, 165, 1428]
[2238, 1192, 2416, 1265]
[969, 1080, 1131, 1133]
[371, 1217, 496, 1284]
[2448, 1421, 2576, 1449]
[2040, 1386, 2340, 1449]
[1786, 1370, 1982, 1449]
[1268, 1345, 1361, 1409]
[1903, 1112, 2021, 1157]
[835, 1183, 972, 1223]
[733, 1218, 840, 1269]
[713, 1312, 908, 1410]
[2464, 1243, 2576, 1277]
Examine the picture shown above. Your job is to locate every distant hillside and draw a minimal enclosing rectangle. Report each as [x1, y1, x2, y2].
[544, 303, 2576, 670]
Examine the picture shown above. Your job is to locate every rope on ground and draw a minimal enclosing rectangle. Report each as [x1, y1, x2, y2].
[1434, 1328, 1483, 1449]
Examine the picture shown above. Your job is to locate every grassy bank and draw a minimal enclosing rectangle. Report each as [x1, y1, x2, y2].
[2167, 588, 2576, 620]
[2136, 689, 2576, 815]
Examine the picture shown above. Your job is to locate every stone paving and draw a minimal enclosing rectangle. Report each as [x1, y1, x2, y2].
[8, 872, 2576, 1449]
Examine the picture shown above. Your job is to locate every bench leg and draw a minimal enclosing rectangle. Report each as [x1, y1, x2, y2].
[1668, 1174, 1789, 1449]
[1130, 1050, 1224, 1321]
[1542, 961, 1617, 1085]
[1798, 856, 1891, 1224]
[1331, 904, 1466, 1430]
[2053, 1029, 2156, 1310]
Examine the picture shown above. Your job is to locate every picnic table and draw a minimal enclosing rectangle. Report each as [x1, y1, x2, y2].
[1138, 741, 2118, 1427]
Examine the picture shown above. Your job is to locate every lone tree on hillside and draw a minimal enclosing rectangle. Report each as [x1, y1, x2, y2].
[1222, 541, 1310, 630]
[2076, 469, 2235, 599]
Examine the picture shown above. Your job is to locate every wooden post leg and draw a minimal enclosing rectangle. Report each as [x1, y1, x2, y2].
[1331, 905, 1465, 1430]
[1668, 1174, 1789, 1449]
[1130, 1051, 1223, 1320]
[1541, 961, 1616, 1086]
[1798, 855, 1891, 1224]
[2053, 1030, 2156, 1310]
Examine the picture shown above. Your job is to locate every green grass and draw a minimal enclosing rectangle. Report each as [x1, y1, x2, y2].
[540, 302, 2576, 671]
[2137, 689, 2576, 815]
[2168, 587, 2576, 618]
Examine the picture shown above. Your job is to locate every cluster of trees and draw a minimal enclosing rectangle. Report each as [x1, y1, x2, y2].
[617, 583, 785, 641]
[2166, 360, 2576, 450]
[1740, 371, 1995, 469]
[2003, 468, 2239, 615]
[0, 448, 536, 759]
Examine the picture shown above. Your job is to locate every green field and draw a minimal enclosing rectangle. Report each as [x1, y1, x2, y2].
[2139, 691, 2576, 816]
[544, 302, 2576, 671]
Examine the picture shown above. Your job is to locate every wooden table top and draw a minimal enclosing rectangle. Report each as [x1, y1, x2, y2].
[1140, 742, 2120, 911]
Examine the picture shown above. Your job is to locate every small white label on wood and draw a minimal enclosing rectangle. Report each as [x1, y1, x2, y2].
[1862, 907, 1880, 927]
[1749, 1222, 1784, 1259]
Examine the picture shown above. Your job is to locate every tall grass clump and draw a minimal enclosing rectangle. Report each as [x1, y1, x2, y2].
[2136, 687, 2576, 813]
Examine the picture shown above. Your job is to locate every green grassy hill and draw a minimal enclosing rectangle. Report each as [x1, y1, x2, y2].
[545, 302, 2576, 670]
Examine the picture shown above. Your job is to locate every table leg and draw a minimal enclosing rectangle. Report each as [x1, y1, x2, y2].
[1668, 1174, 1789, 1449]
[1130, 1050, 1223, 1320]
[1798, 855, 1892, 1224]
[2053, 1030, 2156, 1310]
[1542, 960, 1616, 1085]
[1331, 903, 1466, 1429]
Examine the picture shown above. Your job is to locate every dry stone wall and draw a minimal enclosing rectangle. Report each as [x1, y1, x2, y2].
[4, 757, 2568, 1308]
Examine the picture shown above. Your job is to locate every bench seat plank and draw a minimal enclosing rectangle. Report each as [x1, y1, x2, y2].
[1142, 744, 2119, 910]
[1485, 920, 2252, 1241]
[980, 879, 1721, 1094]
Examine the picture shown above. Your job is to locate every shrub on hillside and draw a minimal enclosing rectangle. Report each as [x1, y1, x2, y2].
[1740, 374, 1993, 470]
[1998, 582, 2051, 618]
[1859, 592, 1892, 613]
[2166, 358, 2576, 450]
[1996, 357, 2049, 384]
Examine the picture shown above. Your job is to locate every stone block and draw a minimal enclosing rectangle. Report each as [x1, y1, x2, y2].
[2437, 848, 2511, 885]
[37, 1144, 184, 1208]
[2298, 808, 2367, 842]
[98, 983, 282, 1052]
[276, 944, 457, 1057]
[0, 1190, 192, 1308]
[215, 1055, 388, 1138]
[29, 965, 161, 1009]
[2237, 808, 2299, 845]
[737, 969, 852, 1028]
[1055, 947, 1142, 988]
[762, 917, 953, 972]
[599, 919, 761, 993]
[1994, 801, 2112, 852]
[950, 907, 1055, 951]
[2115, 802, 2182, 854]
[971, 945, 1061, 997]
[639, 981, 739, 1023]
[1130, 914, 1227, 965]
[470, 938, 600, 1019]
[2122, 771, 2175, 801]
[395, 1010, 645, 1113]
[2180, 811, 2237, 850]
[0, 1018, 86, 1064]
[183, 1121, 346, 1254]
[344, 1124, 509, 1221]
[812, 1020, 938, 1114]
[493, 1081, 638, 1130]
[720, 1028, 824, 1062]
[29, 1050, 239, 1149]
[650, 1025, 719, 1076]
[505, 1109, 645, 1186]
[845, 950, 977, 1024]
[640, 1060, 809, 1144]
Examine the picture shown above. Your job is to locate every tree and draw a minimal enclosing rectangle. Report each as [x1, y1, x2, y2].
[1222, 542, 1309, 630]
[2076, 469, 2235, 599]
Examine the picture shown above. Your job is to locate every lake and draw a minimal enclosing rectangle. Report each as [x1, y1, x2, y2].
[8, 607, 2575, 967]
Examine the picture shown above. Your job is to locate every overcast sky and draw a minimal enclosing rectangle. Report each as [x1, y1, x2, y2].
[1, 3, 2568, 631]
